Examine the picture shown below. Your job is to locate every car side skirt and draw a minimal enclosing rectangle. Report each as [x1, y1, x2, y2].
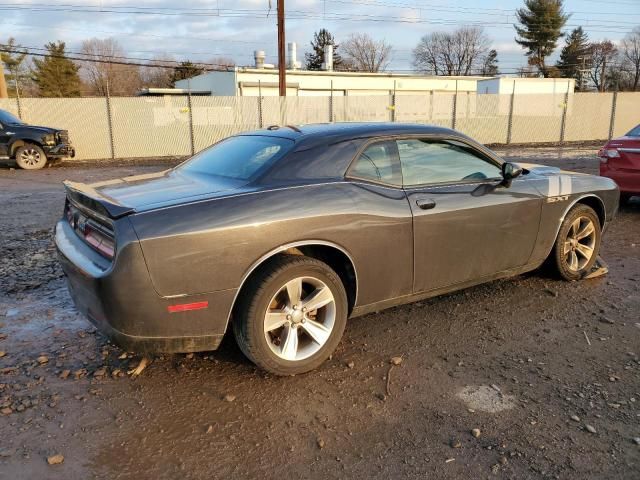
[351, 259, 543, 318]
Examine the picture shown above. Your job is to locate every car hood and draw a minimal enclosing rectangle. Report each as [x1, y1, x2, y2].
[517, 163, 563, 176]
[15, 124, 58, 134]
[88, 169, 249, 211]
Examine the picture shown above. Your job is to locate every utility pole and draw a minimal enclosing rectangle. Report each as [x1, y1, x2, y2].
[277, 0, 286, 96]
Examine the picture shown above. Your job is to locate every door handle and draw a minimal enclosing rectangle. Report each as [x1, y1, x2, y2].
[415, 198, 436, 210]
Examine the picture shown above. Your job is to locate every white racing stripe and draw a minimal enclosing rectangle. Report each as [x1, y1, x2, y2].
[559, 175, 572, 195]
[548, 176, 560, 196]
[547, 175, 572, 197]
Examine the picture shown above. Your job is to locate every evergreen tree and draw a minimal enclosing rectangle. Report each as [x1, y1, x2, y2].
[0, 38, 28, 97]
[304, 29, 343, 70]
[556, 27, 590, 89]
[170, 61, 204, 86]
[32, 41, 81, 97]
[481, 49, 500, 76]
[515, 0, 569, 77]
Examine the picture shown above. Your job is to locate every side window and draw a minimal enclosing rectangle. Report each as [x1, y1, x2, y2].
[397, 139, 501, 186]
[348, 141, 402, 185]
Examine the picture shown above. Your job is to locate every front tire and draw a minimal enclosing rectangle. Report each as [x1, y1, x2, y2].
[15, 144, 47, 170]
[550, 204, 601, 281]
[233, 255, 348, 375]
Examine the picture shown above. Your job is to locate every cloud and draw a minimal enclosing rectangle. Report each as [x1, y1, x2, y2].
[0, 0, 633, 72]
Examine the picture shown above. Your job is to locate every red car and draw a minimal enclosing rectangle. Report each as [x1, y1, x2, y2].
[599, 124, 640, 203]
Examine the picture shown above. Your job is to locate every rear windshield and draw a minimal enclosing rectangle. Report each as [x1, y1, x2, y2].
[178, 135, 294, 181]
[627, 124, 640, 137]
[0, 110, 24, 125]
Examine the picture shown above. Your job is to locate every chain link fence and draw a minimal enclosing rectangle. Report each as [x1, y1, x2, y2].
[1, 92, 639, 161]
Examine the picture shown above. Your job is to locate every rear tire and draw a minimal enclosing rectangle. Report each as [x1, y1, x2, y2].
[549, 204, 601, 281]
[15, 144, 47, 170]
[233, 255, 348, 375]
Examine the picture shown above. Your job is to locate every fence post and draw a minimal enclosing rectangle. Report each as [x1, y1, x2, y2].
[391, 80, 396, 122]
[608, 91, 618, 140]
[452, 80, 458, 130]
[329, 80, 334, 122]
[14, 96, 22, 121]
[105, 82, 115, 160]
[187, 82, 195, 156]
[429, 90, 434, 122]
[559, 87, 569, 144]
[506, 81, 516, 144]
[15, 89, 22, 120]
[258, 80, 263, 128]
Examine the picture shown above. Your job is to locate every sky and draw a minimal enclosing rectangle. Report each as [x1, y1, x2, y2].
[1, 0, 639, 75]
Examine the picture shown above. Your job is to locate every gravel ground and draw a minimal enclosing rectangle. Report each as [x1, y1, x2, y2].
[0, 146, 639, 479]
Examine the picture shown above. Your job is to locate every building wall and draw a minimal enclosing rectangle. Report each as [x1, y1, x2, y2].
[478, 77, 575, 95]
[178, 69, 484, 97]
[175, 71, 237, 96]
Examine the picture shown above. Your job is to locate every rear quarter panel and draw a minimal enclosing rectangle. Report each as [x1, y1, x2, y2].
[129, 182, 414, 307]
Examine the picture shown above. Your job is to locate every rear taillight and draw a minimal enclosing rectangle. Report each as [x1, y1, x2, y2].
[598, 147, 620, 163]
[65, 201, 115, 259]
[83, 224, 115, 258]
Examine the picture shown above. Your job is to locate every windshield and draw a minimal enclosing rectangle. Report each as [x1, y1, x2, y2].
[0, 110, 24, 125]
[626, 124, 640, 137]
[179, 135, 294, 181]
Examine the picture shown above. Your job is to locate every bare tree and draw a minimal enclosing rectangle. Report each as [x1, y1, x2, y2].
[208, 56, 236, 71]
[80, 38, 142, 96]
[140, 55, 176, 89]
[341, 33, 392, 73]
[413, 27, 490, 76]
[621, 27, 640, 91]
[588, 40, 618, 92]
[516, 65, 538, 77]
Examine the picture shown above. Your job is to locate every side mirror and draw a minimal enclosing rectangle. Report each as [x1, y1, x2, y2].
[501, 162, 523, 182]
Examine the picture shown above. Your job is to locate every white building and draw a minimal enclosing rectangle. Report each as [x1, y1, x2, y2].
[175, 68, 484, 97]
[169, 42, 577, 98]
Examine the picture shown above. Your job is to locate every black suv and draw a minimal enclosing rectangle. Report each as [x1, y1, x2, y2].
[0, 109, 75, 169]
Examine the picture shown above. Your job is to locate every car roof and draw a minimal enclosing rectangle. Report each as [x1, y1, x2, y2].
[239, 122, 461, 149]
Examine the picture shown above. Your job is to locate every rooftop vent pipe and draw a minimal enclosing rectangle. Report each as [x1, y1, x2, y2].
[322, 44, 333, 71]
[254, 50, 265, 69]
[288, 42, 300, 70]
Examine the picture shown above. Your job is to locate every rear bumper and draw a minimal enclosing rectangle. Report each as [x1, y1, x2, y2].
[55, 218, 234, 353]
[600, 165, 640, 194]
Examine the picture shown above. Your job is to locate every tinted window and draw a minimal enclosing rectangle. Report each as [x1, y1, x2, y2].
[262, 141, 359, 183]
[0, 110, 24, 125]
[348, 141, 402, 185]
[626, 124, 640, 136]
[397, 139, 500, 186]
[179, 135, 293, 181]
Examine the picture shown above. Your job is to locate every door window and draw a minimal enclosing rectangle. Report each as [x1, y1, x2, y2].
[397, 139, 500, 186]
[348, 141, 402, 185]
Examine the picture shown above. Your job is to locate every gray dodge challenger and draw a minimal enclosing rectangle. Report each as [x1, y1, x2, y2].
[55, 123, 619, 375]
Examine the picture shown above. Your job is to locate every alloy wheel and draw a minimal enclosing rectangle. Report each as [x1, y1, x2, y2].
[563, 216, 596, 271]
[20, 148, 43, 167]
[263, 276, 336, 361]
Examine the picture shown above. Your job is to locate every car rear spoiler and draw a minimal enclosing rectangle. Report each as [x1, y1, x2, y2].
[63, 180, 134, 219]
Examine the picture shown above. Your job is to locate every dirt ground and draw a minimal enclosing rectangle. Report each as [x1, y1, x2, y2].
[0, 146, 639, 480]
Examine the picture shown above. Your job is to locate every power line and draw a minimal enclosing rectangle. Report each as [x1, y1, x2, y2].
[0, 4, 636, 32]
[2, 45, 624, 76]
[0, 46, 235, 71]
[326, 0, 640, 19]
[1, 22, 276, 48]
